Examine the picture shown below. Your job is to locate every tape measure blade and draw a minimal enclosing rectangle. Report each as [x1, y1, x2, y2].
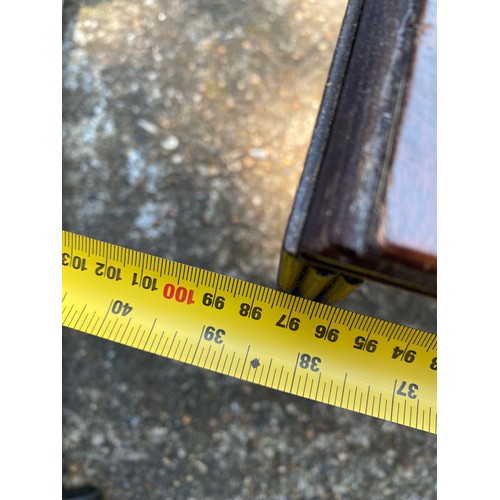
[62, 231, 437, 434]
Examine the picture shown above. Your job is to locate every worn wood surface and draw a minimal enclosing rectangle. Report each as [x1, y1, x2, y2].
[378, 0, 436, 272]
[281, 0, 436, 297]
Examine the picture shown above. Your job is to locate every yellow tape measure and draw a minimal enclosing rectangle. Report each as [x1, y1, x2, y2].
[62, 231, 437, 434]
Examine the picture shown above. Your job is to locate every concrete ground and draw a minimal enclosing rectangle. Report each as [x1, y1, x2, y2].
[62, 0, 437, 498]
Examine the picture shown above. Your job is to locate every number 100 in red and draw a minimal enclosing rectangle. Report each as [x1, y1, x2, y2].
[163, 284, 195, 305]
